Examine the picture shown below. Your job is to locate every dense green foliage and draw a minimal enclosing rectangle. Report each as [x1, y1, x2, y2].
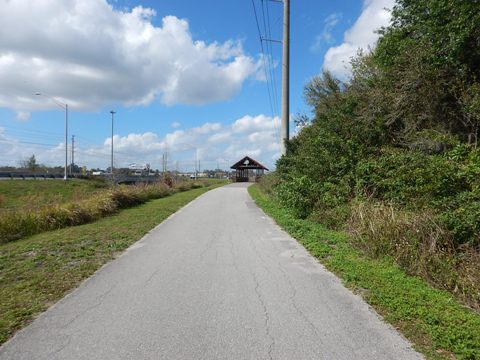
[272, 0, 480, 310]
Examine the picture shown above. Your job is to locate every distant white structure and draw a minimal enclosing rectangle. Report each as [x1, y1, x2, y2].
[129, 163, 151, 176]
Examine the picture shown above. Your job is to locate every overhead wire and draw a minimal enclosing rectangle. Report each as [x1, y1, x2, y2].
[0, 138, 61, 148]
[264, 0, 281, 113]
[262, 0, 282, 143]
[252, 0, 281, 144]
[251, 0, 276, 120]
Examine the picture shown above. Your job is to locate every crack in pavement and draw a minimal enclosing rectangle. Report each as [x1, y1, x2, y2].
[59, 286, 114, 331]
[34, 287, 115, 359]
[251, 270, 275, 360]
[248, 226, 321, 338]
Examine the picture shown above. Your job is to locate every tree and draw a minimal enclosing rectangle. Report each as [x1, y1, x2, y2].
[20, 155, 39, 172]
[374, 0, 480, 142]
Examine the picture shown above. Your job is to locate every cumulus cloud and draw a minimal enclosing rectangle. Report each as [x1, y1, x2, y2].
[311, 13, 342, 53]
[170, 122, 181, 129]
[0, 0, 261, 113]
[0, 114, 281, 171]
[323, 0, 395, 79]
[92, 115, 280, 170]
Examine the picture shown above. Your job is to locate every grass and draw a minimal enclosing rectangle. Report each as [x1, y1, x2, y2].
[0, 179, 107, 211]
[248, 184, 480, 360]
[0, 178, 227, 243]
[0, 183, 223, 345]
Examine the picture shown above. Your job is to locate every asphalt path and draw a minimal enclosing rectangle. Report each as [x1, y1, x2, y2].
[0, 183, 422, 359]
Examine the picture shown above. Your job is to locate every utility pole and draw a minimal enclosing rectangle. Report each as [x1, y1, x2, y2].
[162, 153, 168, 173]
[65, 104, 69, 180]
[281, 0, 290, 155]
[195, 149, 198, 179]
[110, 110, 116, 175]
[71, 135, 75, 175]
[35, 93, 68, 180]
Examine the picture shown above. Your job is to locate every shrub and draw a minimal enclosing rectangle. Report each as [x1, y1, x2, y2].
[275, 175, 316, 219]
[257, 172, 281, 195]
[436, 191, 480, 247]
[191, 182, 203, 189]
[355, 148, 466, 206]
[175, 181, 193, 192]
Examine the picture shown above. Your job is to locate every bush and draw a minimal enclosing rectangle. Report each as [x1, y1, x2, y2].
[436, 191, 480, 247]
[275, 175, 316, 219]
[257, 172, 281, 196]
[355, 148, 466, 207]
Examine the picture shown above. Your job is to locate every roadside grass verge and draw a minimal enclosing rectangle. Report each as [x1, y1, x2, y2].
[0, 179, 107, 210]
[248, 185, 480, 360]
[0, 183, 223, 345]
[0, 179, 225, 243]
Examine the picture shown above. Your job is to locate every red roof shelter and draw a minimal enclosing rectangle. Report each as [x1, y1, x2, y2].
[230, 156, 268, 182]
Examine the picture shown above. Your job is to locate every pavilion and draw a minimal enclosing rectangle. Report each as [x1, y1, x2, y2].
[230, 156, 268, 182]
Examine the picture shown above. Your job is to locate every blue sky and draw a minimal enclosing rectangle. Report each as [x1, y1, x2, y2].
[0, 0, 394, 171]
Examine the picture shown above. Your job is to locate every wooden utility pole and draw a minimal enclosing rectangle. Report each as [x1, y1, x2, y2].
[281, 0, 290, 155]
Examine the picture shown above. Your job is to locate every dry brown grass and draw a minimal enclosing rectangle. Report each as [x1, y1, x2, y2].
[0, 183, 172, 243]
[0, 179, 226, 244]
[348, 201, 480, 311]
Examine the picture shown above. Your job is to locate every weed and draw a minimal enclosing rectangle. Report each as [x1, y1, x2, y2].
[348, 201, 479, 310]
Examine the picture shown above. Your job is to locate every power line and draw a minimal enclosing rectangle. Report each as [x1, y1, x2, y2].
[0, 139, 60, 148]
[252, 0, 281, 144]
[262, 0, 281, 143]
[261, 0, 279, 113]
[264, 0, 281, 113]
[251, 1, 276, 117]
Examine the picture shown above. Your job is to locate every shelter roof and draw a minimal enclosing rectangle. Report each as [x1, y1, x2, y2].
[230, 156, 269, 170]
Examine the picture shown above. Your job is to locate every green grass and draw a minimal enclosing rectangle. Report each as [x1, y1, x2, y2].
[248, 185, 480, 360]
[0, 178, 228, 243]
[0, 179, 107, 211]
[0, 184, 223, 345]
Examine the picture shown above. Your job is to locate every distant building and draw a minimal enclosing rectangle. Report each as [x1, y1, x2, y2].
[230, 156, 268, 182]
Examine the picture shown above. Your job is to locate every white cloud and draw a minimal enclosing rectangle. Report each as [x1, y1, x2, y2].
[170, 122, 181, 129]
[97, 115, 279, 170]
[0, 0, 261, 113]
[311, 13, 342, 53]
[0, 114, 281, 171]
[15, 111, 31, 121]
[323, 0, 395, 79]
[232, 114, 276, 133]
